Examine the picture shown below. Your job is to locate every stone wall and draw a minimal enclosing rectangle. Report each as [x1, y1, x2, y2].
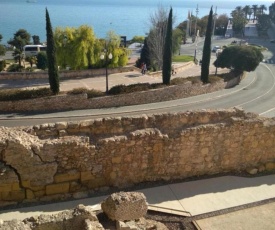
[0, 80, 225, 112]
[1, 108, 275, 207]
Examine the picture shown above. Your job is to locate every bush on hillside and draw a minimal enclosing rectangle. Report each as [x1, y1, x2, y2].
[67, 88, 105, 98]
[0, 60, 6, 72]
[7, 64, 22, 72]
[36, 52, 48, 70]
[0, 88, 52, 101]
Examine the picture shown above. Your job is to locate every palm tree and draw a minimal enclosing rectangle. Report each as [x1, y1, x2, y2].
[243, 5, 251, 19]
[259, 4, 267, 15]
[236, 6, 243, 13]
[248, 8, 253, 20]
[252, 4, 258, 22]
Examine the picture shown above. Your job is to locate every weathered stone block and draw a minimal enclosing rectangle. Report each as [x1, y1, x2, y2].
[112, 156, 122, 164]
[0, 184, 12, 192]
[265, 162, 275, 171]
[21, 180, 30, 188]
[54, 172, 80, 183]
[81, 171, 95, 182]
[46, 182, 70, 195]
[246, 168, 258, 175]
[101, 192, 148, 221]
[1, 190, 25, 201]
[11, 182, 21, 191]
[32, 190, 45, 199]
[55, 122, 68, 130]
[26, 189, 35, 199]
[83, 178, 107, 189]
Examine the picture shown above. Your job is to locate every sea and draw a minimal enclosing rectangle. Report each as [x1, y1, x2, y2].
[0, 0, 273, 43]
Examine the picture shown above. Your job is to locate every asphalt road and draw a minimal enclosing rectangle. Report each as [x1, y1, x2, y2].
[1, 37, 275, 127]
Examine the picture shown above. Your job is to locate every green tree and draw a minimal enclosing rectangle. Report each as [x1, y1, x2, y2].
[201, 7, 213, 84]
[162, 7, 173, 85]
[243, 5, 251, 19]
[0, 45, 5, 56]
[46, 8, 60, 94]
[257, 14, 271, 37]
[269, 2, 275, 23]
[137, 37, 151, 69]
[25, 55, 37, 68]
[8, 29, 31, 67]
[215, 14, 229, 36]
[231, 8, 247, 36]
[131, 36, 145, 44]
[0, 34, 5, 56]
[54, 26, 128, 70]
[105, 30, 129, 68]
[172, 28, 183, 54]
[252, 4, 258, 22]
[196, 15, 209, 36]
[32, 35, 40, 45]
[214, 46, 263, 73]
[36, 52, 47, 70]
[0, 60, 6, 72]
[259, 4, 267, 15]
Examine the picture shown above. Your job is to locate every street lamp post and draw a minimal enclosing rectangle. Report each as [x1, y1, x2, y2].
[194, 29, 199, 62]
[194, 4, 199, 37]
[100, 44, 113, 94]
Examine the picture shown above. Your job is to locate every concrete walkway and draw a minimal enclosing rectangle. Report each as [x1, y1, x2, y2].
[0, 175, 275, 229]
[0, 62, 224, 92]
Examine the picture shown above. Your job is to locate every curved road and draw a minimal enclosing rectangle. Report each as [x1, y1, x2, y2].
[1, 38, 275, 127]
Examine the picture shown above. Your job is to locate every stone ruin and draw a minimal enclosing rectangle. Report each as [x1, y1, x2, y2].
[0, 192, 168, 230]
[101, 192, 148, 221]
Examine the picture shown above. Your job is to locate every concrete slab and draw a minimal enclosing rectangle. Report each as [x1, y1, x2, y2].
[137, 185, 186, 213]
[0, 195, 106, 221]
[168, 175, 275, 216]
[196, 202, 275, 230]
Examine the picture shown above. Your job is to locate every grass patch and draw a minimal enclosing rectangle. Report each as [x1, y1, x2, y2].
[172, 55, 194, 62]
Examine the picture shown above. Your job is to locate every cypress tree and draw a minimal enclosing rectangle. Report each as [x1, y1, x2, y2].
[201, 7, 213, 84]
[46, 8, 60, 94]
[140, 38, 151, 69]
[162, 7, 173, 85]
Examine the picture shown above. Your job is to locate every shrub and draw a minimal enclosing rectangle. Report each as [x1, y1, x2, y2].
[108, 83, 166, 95]
[36, 52, 48, 70]
[7, 64, 22, 72]
[67, 87, 105, 98]
[25, 67, 34, 72]
[0, 88, 52, 101]
[0, 60, 6, 72]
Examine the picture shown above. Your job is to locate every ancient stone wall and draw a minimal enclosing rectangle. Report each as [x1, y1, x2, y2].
[1, 108, 275, 207]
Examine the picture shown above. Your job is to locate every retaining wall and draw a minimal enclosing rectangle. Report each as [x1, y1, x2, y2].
[0, 66, 139, 80]
[0, 80, 226, 112]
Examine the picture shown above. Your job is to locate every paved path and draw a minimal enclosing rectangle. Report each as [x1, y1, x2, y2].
[0, 62, 223, 92]
[1, 175, 275, 230]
